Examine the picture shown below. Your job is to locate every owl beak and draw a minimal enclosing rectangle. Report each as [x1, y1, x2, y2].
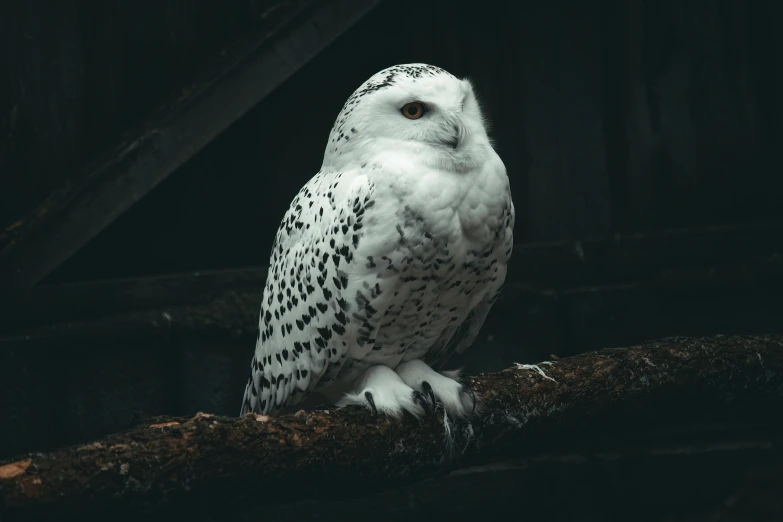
[446, 118, 469, 150]
[439, 114, 465, 150]
[448, 124, 460, 149]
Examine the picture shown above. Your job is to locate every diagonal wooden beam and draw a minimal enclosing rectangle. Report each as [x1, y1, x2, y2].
[0, 0, 384, 292]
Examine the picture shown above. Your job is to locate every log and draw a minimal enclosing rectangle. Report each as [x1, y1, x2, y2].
[1, 334, 782, 521]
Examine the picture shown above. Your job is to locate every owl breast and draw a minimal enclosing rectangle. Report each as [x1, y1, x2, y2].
[382, 142, 510, 246]
[334, 160, 510, 381]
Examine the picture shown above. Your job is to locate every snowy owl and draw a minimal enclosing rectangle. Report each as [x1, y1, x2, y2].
[240, 63, 514, 422]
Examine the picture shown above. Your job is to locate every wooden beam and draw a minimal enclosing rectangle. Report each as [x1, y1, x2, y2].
[0, 335, 781, 520]
[1, 223, 780, 335]
[509, 222, 783, 289]
[0, 0, 384, 292]
[0, 267, 267, 334]
[1, 246, 780, 362]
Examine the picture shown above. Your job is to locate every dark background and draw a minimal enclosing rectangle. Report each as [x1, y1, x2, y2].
[1, 0, 782, 520]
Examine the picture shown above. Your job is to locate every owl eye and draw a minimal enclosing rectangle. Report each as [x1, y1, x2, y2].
[401, 102, 425, 120]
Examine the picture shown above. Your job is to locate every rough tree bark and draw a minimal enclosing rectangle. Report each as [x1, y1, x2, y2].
[1, 334, 782, 521]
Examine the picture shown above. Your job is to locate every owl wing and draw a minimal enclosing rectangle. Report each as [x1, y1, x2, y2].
[424, 195, 515, 369]
[240, 169, 393, 415]
[423, 275, 505, 370]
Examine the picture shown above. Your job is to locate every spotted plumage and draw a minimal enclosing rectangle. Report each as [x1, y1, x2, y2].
[240, 63, 514, 421]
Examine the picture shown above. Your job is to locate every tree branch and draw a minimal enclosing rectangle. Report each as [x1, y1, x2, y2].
[1, 335, 782, 520]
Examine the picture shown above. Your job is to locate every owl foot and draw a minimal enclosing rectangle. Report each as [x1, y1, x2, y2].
[336, 365, 426, 418]
[395, 359, 477, 419]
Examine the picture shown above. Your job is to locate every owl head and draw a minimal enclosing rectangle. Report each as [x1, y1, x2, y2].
[323, 64, 491, 170]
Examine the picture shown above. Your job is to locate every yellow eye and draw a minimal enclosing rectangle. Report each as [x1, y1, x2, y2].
[401, 102, 425, 120]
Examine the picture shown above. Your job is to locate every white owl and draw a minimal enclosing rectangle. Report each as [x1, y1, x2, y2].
[240, 64, 514, 422]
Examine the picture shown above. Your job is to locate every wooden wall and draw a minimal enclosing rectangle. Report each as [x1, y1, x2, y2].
[31, 0, 782, 283]
[0, 0, 282, 230]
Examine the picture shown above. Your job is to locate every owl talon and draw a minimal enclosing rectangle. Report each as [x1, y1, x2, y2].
[466, 388, 477, 412]
[421, 381, 437, 409]
[396, 360, 476, 419]
[337, 366, 425, 418]
[412, 390, 431, 413]
[364, 391, 378, 416]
